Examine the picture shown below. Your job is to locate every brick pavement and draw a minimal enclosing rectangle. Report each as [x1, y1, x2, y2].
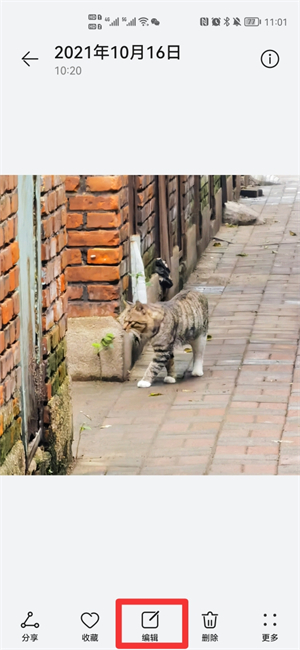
[71, 177, 300, 475]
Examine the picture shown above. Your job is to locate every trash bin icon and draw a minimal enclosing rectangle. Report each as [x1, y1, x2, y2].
[202, 611, 218, 629]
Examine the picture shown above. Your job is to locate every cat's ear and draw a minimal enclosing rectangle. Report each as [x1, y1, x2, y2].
[119, 298, 133, 317]
[135, 301, 147, 313]
[121, 297, 133, 308]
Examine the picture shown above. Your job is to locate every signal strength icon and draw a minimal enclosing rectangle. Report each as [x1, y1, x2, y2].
[109, 17, 119, 26]
[139, 17, 148, 26]
[127, 17, 136, 26]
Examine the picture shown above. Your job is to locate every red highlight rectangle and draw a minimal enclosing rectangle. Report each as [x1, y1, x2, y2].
[116, 598, 188, 649]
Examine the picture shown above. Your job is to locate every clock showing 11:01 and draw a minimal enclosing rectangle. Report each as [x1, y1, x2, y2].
[265, 18, 287, 25]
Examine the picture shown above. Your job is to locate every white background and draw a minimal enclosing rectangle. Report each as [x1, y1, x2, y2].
[0, 477, 299, 649]
[0, 1, 299, 172]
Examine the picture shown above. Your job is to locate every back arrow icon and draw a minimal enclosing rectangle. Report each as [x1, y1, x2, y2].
[22, 51, 39, 67]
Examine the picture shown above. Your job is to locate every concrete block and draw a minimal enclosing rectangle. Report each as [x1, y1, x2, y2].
[67, 316, 131, 381]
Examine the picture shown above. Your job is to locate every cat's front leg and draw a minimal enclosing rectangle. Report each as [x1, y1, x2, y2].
[137, 347, 172, 388]
[164, 354, 176, 384]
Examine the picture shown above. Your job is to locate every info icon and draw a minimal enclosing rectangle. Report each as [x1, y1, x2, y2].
[200, 17, 209, 26]
[261, 50, 280, 69]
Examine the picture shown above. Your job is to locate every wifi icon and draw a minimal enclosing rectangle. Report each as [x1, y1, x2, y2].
[139, 17, 148, 26]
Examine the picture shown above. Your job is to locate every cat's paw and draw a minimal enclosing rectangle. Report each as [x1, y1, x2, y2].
[191, 368, 203, 377]
[137, 380, 152, 388]
[164, 376, 176, 384]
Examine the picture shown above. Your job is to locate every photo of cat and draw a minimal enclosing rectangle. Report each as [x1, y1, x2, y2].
[0, 174, 299, 476]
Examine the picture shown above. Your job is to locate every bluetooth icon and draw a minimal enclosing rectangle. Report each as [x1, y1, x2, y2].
[224, 17, 230, 26]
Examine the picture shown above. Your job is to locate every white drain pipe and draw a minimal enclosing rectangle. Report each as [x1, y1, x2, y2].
[130, 235, 147, 304]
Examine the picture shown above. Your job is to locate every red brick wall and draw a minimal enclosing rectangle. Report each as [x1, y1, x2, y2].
[65, 175, 130, 317]
[65, 175, 198, 310]
[40, 176, 69, 411]
[0, 176, 22, 464]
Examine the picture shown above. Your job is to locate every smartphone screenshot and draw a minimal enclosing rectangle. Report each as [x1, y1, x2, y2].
[0, 1, 299, 649]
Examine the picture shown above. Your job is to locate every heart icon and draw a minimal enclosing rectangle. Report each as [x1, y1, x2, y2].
[80, 612, 100, 629]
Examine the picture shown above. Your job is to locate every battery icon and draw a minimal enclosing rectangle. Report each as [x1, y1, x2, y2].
[244, 17, 261, 26]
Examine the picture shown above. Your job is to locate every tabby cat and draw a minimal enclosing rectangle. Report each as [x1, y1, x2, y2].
[121, 289, 209, 388]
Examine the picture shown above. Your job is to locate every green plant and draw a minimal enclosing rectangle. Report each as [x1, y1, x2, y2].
[129, 271, 144, 280]
[92, 333, 115, 379]
[79, 423, 91, 434]
[76, 413, 92, 460]
[129, 270, 152, 287]
[92, 332, 115, 352]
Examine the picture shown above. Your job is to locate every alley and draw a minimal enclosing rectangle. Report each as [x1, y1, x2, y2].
[71, 177, 300, 475]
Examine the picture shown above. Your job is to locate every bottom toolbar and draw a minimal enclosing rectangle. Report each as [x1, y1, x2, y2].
[12, 601, 288, 649]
